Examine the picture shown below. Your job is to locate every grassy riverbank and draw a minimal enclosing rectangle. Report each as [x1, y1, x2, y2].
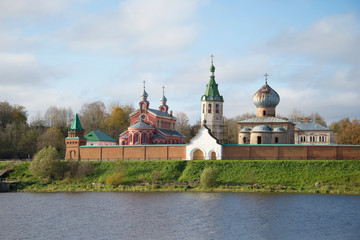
[3, 160, 360, 194]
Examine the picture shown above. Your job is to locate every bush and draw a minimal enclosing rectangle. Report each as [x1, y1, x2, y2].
[106, 172, 124, 187]
[152, 171, 162, 182]
[77, 162, 94, 177]
[29, 146, 62, 180]
[200, 167, 218, 187]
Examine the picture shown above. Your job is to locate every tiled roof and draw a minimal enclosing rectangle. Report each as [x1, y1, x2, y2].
[152, 134, 165, 139]
[129, 120, 155, 129]
[158, 128, 185, 137]
[292, 121, 331, 131]
[85, 131, 116, 142]
[238, 117, 291, 123]
[120, 133, 129, 139]
[148, 108, 174, 118]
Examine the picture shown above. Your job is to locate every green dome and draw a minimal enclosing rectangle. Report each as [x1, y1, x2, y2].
[210, 64, 215, 72]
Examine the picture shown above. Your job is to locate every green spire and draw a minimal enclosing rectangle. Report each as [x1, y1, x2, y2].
[70, 113, 83, 130]
[201, 56, 223, 102]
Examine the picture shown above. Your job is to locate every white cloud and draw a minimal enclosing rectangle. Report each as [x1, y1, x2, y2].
[0, 0, 81, 22]
[266, 13, 360, 63]
[60, 0, 203, 54]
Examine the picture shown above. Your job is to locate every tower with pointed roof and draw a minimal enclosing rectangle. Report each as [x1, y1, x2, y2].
[65, 113, 87, 160]
[201, 56, 224, 143]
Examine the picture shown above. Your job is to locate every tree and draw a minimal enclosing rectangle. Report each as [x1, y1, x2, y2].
[0, 102, 27, 128]
[37, 127, 65, 155]
[176, 112, 192, 142]
[30, 146, 60, 180]
[80, 101, 106, 132]
[102, 106, 127, 139]
[333, 118, 360, 145]
[44, 106, 73, 129]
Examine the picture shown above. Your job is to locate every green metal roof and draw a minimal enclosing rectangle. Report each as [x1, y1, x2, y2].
[70, 114, 83, 130]
[201, 63, 223, 102]
[85, 130, 116, 142]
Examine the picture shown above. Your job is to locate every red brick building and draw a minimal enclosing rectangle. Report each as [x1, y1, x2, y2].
[119, 84, 185, 145]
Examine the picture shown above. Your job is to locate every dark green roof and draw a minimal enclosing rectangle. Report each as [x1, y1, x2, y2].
[201, 62, 223, 102]
[70, 114, 83, 130]
[85, 130, 116, 142]
[201, 76, 223, 102]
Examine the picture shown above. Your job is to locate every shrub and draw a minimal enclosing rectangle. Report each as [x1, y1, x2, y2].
[106, 172, 124, 187]
[200, 167, 218, 187]
[77, 162, 94, 177]
[29, 146, 61, 180]
[152, 171, 162, 182]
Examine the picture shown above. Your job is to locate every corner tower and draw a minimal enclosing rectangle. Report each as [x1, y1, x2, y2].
[201, 55, 224, 142]
[65, 114, 87, 160]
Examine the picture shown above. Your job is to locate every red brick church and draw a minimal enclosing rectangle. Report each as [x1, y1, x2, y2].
[119, 83, 185, 145]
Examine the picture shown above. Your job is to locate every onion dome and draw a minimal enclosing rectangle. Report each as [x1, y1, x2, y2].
[273, 127, 287, 132]
[160, 86, 167, 103]
[240, 127, 252, 132]
[252, 73, 280, 108]
[251, 125, 273, 132]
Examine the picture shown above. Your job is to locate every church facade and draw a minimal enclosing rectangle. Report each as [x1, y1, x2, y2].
[119, 84, 185, 145]
[237, 74, 295, 144]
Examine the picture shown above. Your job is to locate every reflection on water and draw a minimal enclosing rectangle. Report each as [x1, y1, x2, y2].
[1, 192, 360, 240]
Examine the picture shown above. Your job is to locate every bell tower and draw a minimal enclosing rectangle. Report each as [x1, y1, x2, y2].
[200, 55, 224, 142]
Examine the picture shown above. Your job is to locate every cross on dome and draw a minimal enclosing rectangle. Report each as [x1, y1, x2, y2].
[264, 73, 269, 84]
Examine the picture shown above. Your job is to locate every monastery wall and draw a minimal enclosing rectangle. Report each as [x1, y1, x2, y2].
[77, 145, 187, 161]
[222, 145, 360, 160]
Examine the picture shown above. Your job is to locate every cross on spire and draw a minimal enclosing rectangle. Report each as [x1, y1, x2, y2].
[162, 86, 165, 95]
[264, 73, 269, 84]
[210, 54, 214, 64]
[143, 80, 146, 90]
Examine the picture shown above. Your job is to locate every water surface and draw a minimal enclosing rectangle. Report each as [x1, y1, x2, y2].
[1, 192, 359, 240]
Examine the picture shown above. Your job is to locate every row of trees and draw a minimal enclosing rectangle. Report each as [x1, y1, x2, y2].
[0, 100, 359, 159]
[0, 101, 134, 159]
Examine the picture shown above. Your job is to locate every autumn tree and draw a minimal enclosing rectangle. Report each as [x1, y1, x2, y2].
[103, 106, 129, 139]
[332, 118, 360, 145]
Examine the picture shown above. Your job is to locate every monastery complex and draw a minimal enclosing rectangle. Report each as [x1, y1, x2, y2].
[65, 58, 360, 161]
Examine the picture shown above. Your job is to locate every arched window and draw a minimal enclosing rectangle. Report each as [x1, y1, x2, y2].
[263, 110, 266, 116]
[243, 137, 246, 144]
[257, 136, 261, 144]
[208, 104, 212, 113]
[216, 104, 219, 113]
[142, 134, 146, 144]
[135, 134, 139, 144]
[275, 137, 279, 143]
[203, 104, 205, 113]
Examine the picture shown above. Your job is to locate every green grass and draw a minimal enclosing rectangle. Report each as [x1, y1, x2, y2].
[5, 160, 360, 194]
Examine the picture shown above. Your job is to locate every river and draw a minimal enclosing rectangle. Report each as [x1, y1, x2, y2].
[1, 192, 359, 240]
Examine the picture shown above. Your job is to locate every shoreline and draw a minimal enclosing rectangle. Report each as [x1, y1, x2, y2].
[13, 183, 360, 195]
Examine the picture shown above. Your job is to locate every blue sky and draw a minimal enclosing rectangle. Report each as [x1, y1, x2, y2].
[0, 0, 359, 125]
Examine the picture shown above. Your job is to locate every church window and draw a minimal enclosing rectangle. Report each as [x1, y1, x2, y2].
[208, 104, 212, 113]
[263, 110, 266, 116]
[203, 104, 205, 113]
[257, 136, 262, 144]
[135, 134, 139, 144]
[216, 104, 219, 113]
[275, 137, 279, 143]
[243, 137, 246, 144]
[142, 134, 146, 144]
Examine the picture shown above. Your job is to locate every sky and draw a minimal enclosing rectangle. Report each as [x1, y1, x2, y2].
[1, 0, 359, 125]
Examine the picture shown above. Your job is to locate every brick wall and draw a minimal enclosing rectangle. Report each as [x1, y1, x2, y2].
[78, 145, 187, 161]
[222, 145, 360, 160]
